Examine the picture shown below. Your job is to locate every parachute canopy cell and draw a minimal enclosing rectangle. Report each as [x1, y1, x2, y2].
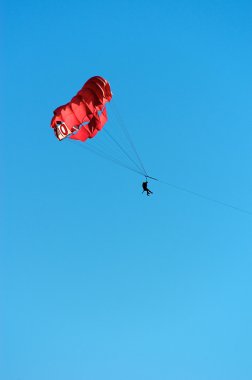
[51, 76, 112, 142]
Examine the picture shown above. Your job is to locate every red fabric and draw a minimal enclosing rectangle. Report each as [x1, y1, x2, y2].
[51, 76, 112, 141]
[69, 125, 90, 142]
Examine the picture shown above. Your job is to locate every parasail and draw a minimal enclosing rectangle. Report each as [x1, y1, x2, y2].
[50, 77, 252, 212]
[51, 76, 112, 142]
[50, 75, 151, 179]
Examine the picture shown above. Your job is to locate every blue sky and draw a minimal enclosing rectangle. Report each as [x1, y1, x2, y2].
[1, 0, 252, 379]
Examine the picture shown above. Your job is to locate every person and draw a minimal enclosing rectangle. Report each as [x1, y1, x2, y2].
[142, 180, 153, 196]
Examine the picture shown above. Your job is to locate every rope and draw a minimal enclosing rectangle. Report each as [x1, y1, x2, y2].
[158, 178, 252, 216]
[111, 100, 148, 176]
[103, 128, 144, 174]
[67, 139, 144, 176]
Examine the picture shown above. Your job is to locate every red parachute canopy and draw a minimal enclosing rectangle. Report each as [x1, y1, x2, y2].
[51, 76, 112, 142]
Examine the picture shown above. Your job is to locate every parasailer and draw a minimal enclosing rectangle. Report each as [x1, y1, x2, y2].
[142, 180, 153, 196]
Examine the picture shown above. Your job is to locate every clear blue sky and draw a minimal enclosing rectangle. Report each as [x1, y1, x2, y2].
[1, 0, 252, 379]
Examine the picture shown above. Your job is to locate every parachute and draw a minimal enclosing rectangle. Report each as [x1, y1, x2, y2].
[51, 75, 151, 178]
[51, 76, 112, 142]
